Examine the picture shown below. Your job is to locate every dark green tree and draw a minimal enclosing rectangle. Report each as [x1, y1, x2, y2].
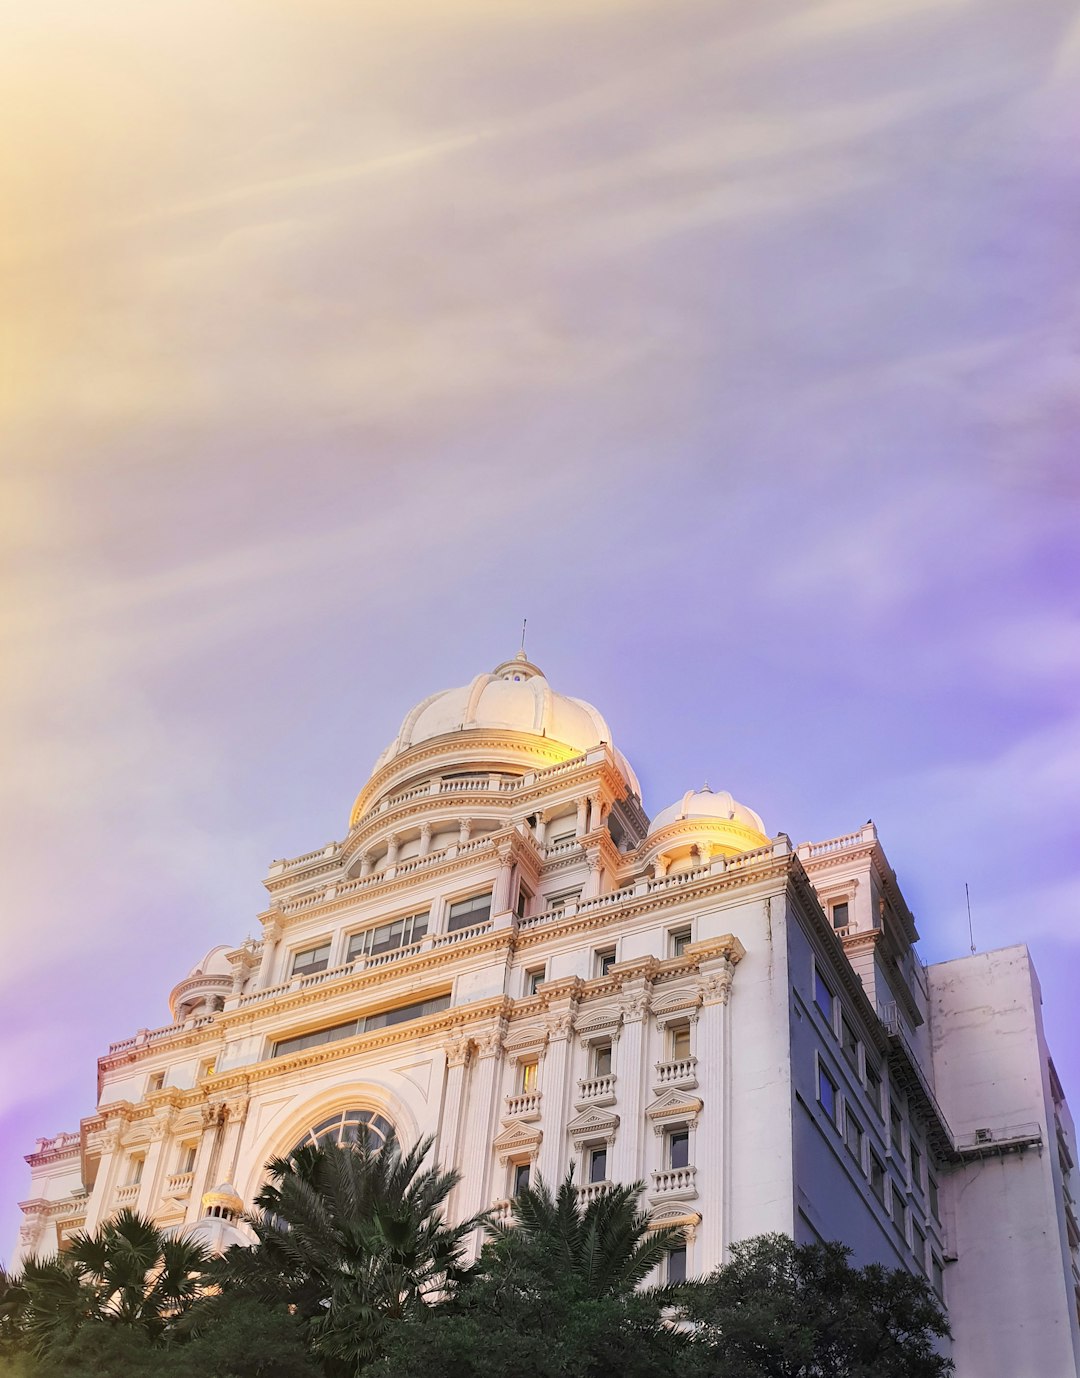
[213, 1132, 483, 1375]
[678, 1232, 953, 1378]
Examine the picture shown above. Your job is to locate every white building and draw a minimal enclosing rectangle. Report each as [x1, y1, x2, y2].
[13, 655, 1080, 1377]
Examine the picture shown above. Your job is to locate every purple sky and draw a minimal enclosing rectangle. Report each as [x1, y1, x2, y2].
[3, 0, 1080, 1258]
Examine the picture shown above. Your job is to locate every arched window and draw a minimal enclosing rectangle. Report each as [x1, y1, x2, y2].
[288, 1108, 394, 1156]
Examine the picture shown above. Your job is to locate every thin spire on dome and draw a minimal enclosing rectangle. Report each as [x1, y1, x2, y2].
[519, 616, 528, 657]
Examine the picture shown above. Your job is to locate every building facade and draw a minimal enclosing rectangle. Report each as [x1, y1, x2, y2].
[13, 655, 1080, 1376]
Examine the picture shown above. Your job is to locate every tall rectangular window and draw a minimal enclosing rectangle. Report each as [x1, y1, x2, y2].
[667, 1245, 687, 1284]
[913, 1222, 927, 1273]
[831, 901, 849, 929]
[892, 1186, 907, 1242]
[515, 885, 531, 919]
[670, 928, 692, 958]
[931, 1256, 945, 1300]
[447, 893, 492, 932]
[668, 1129, 690, 1170]
[513, 1162, 531, 1196]
[841, 1017, 859, 1071]
[817, 1063, 838, 1124]
[814, 967, 835, 1026]
[928, 1174, 940, 1222]
[910, 1142, 923, 1193]
[178, 1143, 197, 1175]
[845, 1107, 864, 1164]
[596, 948, 616, 977]
[292, 942, 331, 977]
[526, 967, 546, 996]
[589, 1147, 608, 1183]
[129, 1155, 144, 1186]
[670, 1024, 692, 1061]
[519, 1060, 538, 1094]
[870, 1151, 886, 1204]
[890, 1101, 906, 1157]
[865, 1061, 883, 1117]
[594, 1044, 613, 1077]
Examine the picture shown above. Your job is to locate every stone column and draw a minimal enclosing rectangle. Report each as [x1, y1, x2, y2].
[359, 852, 374, 878]
[456, 1022, 506, 1244]
[493, 847, 516, 914]
[219, 1097, 251, 1185]
[588, 795, 604, 833]
[186, 1106, 224, 1224]
[419, 823, 433, 857]
[437, 1034, 471, 1214]
[536, 1009, 576, 1185]
[385, 834, 400, 868]
[611, 984, 651, 1185]
[255, 919, 282, 988]
[136, 1114, 173, 1216]
[694, 954, 735, 1269]
[653, 854, 669, 880]
[533, 812, 548, 846]
[83, 1127, 123, 1231]
[575, 797, 589, 838]
[459, 817, 473, 844]
[583, 851, 603, 899]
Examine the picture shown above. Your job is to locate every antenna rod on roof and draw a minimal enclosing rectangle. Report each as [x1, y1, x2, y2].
[520, 617, 527, 654]
[965, 882, 976, 955]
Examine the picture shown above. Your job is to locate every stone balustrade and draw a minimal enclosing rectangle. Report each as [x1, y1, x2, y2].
[504, 1091, 542, 1120]
[114, 1183, 140, 1204]
[655, 1057, 697, 1088]
[164, 1171, 195, 1197]
[577, 1074, 616, 1104]
[651, 1166, 697, 1196]
[577, 1180, 612, 1205]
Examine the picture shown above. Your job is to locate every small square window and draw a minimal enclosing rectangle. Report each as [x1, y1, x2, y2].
[589, 1146, 608, 1183]
[594, 1044, 613, 1078]
[670, 1025, 692, 1061]
[831, 901, 849, 930]
[817, 1062, 838, 1124]
[667, 1244, 687, 1284]
[199, 1058, 216, 1081]
[870, 1151, 886, 1204]
[513, 1162, 531, 1196]
[147, 1071, 165, 1094]
[670, 928, 692, 958]
[526, 967, 546, 996]
[814, 967, 835, 1025]
[596, 948, 616, 978]
[520, 1059, 539, 1094]
[668, 1129, 690, 1170]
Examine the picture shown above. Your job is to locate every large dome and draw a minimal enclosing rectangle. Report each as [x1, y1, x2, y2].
[369, 654, 639, 794]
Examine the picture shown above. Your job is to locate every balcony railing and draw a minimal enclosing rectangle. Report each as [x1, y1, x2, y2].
[651, 1166, 697, 1197]
[655, 1057, 698, 1088]
[504, 1092, 542, 1121]
[577, 1180, 612, 1205]
[114, 1183, 140, 1204]
[577, 1074, 616, 1104]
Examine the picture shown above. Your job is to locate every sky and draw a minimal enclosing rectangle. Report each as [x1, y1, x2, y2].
[2, 0, 1079, 1258]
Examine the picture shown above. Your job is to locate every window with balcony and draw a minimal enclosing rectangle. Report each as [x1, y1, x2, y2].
[813, 966, 836, 1026]
[666, 1245, 687, 1284]
[831, 901, 849, 930]
[177, 1143, 196, 1174]
[670, 1024, 692, 1062]
[593, 1043, 613, 1078]
[589, 1146, 608, 1184]
[292, 942, 331, 977]
[347, 911, 429, 962]
[447, 893, 492, 932]
[515, 884, 532, 919]
[519, 1059, 539, 1094]
[817, 1062, 838, 1125]
[128, 1155, 145, 1186]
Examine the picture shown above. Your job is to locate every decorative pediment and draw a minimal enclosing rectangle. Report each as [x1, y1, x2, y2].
[647, 1203, 701, 1241]
[503, 1023, 549, 1060]
[650, 984, 700, 1017]
[575, 1003, 623, 1045]
[493, 1119, 543, 1165]
[566, 1105, 620, 1141]
[645, 1087, 702, 1132]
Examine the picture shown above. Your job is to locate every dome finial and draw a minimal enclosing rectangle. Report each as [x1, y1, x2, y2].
[518, 616, 528, 661]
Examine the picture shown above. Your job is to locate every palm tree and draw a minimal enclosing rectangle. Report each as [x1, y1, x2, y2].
[19, 1209, 208, 1355]
[0, 1265, 30, 1356]
[213, 1130, 485, 1374]
[489, 1170, 685, 1298]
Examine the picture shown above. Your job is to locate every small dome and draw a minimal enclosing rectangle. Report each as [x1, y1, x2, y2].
[647, 787, 770, 858]
[183, 1214, 250, 1254]
[201, 1182, 244, 1218]
[186, 945, 232, 980]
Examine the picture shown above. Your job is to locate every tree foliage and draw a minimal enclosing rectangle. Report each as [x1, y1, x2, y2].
[678, 1232, 954, 1378]
[211, 1132, 483, 1375]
